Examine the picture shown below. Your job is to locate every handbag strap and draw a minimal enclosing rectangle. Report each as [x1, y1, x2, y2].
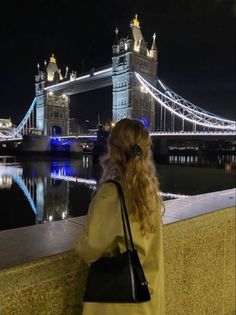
[106, 180, 135, 252]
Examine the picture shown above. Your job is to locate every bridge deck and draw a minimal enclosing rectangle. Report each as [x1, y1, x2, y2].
[44, 67, 113, 95]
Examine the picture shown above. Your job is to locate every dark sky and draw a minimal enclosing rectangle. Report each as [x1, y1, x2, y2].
[0, 0, 235, 126]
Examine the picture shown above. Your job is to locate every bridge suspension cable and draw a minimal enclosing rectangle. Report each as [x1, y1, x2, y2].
[135, 72, 236, 131]
[5, 98, 37, 139]
[156, 79, 233, 121]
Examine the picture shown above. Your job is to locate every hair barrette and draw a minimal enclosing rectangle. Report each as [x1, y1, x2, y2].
[129, 144, 143, 157]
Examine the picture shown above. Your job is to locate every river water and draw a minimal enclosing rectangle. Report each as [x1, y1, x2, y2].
[0, 153, 235, 231]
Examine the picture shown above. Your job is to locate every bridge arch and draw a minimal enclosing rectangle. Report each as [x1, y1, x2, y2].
[51, 125, 62, 136]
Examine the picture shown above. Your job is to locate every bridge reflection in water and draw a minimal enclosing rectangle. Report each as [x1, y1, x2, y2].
[0, 154, 235, 231]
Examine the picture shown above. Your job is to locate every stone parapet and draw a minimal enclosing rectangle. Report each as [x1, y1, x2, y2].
[0, 189, 235, 314]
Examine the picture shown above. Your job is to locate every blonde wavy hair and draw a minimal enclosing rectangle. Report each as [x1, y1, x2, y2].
[99, 118, 163, 234]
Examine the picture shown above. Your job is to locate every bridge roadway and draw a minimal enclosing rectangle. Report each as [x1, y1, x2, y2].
[44, 66, 113, 94]
[150, 131, 236, 140]
[0, 131, 235, 144]
[61, 131, 236, 141]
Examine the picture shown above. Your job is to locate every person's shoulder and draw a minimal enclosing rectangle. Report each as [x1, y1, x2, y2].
[90, 182, 120, 209]
[96, 182, 119, 198]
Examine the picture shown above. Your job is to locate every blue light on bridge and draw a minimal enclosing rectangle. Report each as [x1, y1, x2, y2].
[31, 169, 36, 178]
[50, 162, 78, 177]
[51, 137, 78, 146]
[138, 117, 149, 128]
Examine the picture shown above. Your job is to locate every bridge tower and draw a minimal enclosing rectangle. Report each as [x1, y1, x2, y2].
[35, 54, 70, 136]
[112, 15, 157, 130]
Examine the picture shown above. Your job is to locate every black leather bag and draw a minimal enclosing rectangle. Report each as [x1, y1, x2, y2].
[83, 180, 151, 303]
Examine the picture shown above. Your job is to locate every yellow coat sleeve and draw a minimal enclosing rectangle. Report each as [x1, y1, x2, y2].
[76, 183, 121, 264]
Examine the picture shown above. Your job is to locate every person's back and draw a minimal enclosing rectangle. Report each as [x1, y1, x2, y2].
[76, 118, 165, 315]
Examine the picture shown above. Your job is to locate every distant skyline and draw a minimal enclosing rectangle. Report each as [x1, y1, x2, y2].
[0, 0, 235, 125]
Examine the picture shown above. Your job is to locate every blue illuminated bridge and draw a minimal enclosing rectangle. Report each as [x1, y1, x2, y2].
[1, 73, 235, 141]
[0, 15, 235, 142]
[0, 69, 235, 141]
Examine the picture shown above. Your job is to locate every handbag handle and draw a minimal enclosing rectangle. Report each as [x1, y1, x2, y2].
[106, 180, 135, 252]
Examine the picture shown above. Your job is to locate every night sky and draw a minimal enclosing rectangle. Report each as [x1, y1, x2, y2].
[0, 0, 235, 126]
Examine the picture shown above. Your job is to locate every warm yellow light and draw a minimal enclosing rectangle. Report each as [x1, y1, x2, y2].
[50, 54, 56, 63]
[147, 50, 153, 58]
[111, 122, 116, 128]
[62, 211, 67, 219]
[133, 14, 140, 28]
[140, 86, 148, 93]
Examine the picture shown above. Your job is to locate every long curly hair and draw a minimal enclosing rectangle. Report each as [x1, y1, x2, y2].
[99, 118, 163, 234]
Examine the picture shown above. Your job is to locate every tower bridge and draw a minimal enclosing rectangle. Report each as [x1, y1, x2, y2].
[0, 14, 235, 143]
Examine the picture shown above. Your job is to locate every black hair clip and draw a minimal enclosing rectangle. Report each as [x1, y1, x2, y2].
[129, 144, 143, 157]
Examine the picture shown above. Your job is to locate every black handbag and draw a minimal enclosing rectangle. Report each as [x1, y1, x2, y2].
[83, 180, 151, 303]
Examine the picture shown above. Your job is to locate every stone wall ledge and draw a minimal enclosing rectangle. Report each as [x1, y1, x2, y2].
[0, 188, 235, 314]
[0, 188, 235, 271]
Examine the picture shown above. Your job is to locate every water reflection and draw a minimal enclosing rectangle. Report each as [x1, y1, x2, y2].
[169, 154, 236, 170]
[0, 153, 235, 231]
[0, 175, 12, 188]
[0, 157, 98, 230]
[1, 158, 186, 231]
[169, 155, 198, 164]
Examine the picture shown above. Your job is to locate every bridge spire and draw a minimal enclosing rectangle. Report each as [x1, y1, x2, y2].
[46, 54, 60, 82]
[150, 32, 158, 59]
[114, 27, 119, 44]
[132, 14, 140, 28]
[50, 54, 56, 63]
[37, 62, 40, 75]
[65, 66, 69, 78]
[151, 33, 157, 51]
[112, 28, 119, 55]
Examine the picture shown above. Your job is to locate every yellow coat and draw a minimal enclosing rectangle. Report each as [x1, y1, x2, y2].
[76, 182, 165, 315]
